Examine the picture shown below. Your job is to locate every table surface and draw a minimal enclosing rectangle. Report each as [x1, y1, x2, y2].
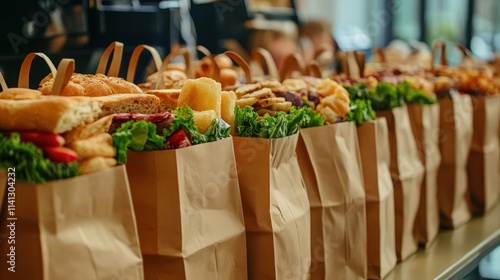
[385, 202, 500, 280]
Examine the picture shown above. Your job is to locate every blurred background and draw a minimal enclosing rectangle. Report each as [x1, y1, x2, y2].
[0, 0, 499, 87]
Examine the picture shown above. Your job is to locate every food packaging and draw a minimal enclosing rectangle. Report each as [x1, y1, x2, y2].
[467, 96, 500, 215]
[357, 118, 397, 279]
[0, 166, 144, 280]
[437, 96, 474, 228]
[377, 106, 425, 262]
[233, 134, 311, 280]
[407, 103, 441, 246]
[125, 137, 247, 279]
[296, 122, 367, 280]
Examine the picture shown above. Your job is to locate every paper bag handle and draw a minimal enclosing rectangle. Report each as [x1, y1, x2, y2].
[51, 58, 75, 96]
[96, 41, 124, 77]
[455, 44, 477, 68]
[126, 44, 162, 83]
[337, 51, 350, 77]
[306, 61, 322, 78]
[155, 47, 194, 90]
[0, 72, 7, 91]
[197, 45, 212, 57]
[251, 47, 279, 80]
[279, 53, 306, 82]
[431, 40, 447, 70]
[355, 51, 366, 77]
[373, 47, 386, 63]
[224, 51, 251, 84]
[18, 52, 57, 88]
[180, 47, 193, 79]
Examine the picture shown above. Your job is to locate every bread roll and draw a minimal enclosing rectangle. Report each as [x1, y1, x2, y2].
[95, 93, 161, 117]
[39, 73, 142, 96]
[220, 68, 239, 89]
[145, 89, 180, 112]
[0, 88, 42, 100]
[215, 55, 233, 69]
[97, 75, 142, 94]
[0, 96, 102, 134]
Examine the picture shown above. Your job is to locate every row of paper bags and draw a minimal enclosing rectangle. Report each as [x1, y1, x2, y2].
[0, 94, 499, 280]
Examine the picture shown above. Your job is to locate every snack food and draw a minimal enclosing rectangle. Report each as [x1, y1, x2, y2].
[177, 77, 222, 117]
[95, 93, 161, 117]
[0, 94, 118, 182]
[39, 73, 143, 96]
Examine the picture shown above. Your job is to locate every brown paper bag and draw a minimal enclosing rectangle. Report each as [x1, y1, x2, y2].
[437, 96, 473, 228]
[407, 104, 441, 247]
[125, 138, 247, 279]
[467, 96, 500, 215]
[377, 106, 425, 262]
[296, 122, 367, 280]
[0, 170, 6, 214]
[233, 134, 311, 280]
[357, 118, 397, 279]
[0, 166, 144, 280]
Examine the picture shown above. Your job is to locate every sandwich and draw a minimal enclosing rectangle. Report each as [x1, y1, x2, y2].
[0, 90, 118, 183]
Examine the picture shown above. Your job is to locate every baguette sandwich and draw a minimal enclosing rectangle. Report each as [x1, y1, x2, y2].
[0, 90, 119, 183]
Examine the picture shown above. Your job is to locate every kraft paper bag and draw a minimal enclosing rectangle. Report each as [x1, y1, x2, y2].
[296, 122, 367, 280]
[357, 118, 397, 279]
[467, 96, 500, 215]
[0, 169, 5, 213]
[233, 134, 311, 280]
[407, 104, 441, 247]
[437, 96, 473, 228]
[0, 165, 144, 280]
[125, 137, 247, 280]
[377, 106, 425, 262]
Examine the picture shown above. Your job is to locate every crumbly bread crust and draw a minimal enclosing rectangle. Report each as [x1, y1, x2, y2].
[0, 96, 102, 134]
[94, 93, 161, 117]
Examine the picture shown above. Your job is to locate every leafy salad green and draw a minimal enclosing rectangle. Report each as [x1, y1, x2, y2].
[0, 133, 79, 183]
[112, 106, 230, 164]
[234, 106, 324, 138]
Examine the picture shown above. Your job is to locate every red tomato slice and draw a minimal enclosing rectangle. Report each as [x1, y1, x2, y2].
[43, 147, 78, 164]
[18, 132, 65, 147]
[165, 129, 192, 149]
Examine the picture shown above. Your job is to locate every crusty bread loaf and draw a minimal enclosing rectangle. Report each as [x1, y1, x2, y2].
[95, 93, 161, 117]
[0, 96, 102, 134]
[97, 75, 142, 94]
[0, 88, 42, 100]
[39, 73, 142, 96]
[145, 89, 180, 112]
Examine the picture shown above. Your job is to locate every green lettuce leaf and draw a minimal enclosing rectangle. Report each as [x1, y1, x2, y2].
[203, 118, 231, 142]
[164, 106, 204, 145]
[346, 99, 377, 126]
[397, 81, 437, 105]
[112, 120, 166, 164]
[0, 133, 79, 183]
